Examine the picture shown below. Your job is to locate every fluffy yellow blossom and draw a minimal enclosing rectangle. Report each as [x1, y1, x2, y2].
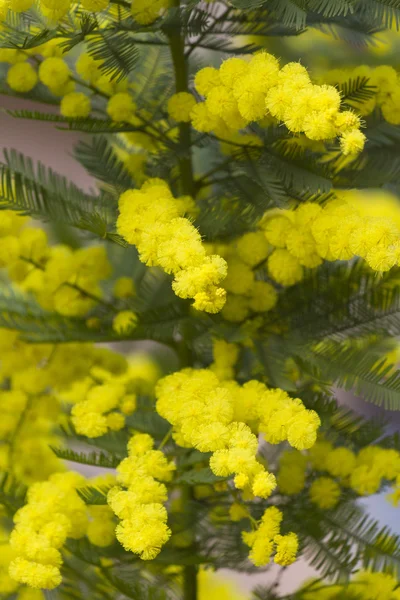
[167, 92, 196, 122]
[38, 57, 70, 88]
[194, 67, 221, 96]
[108, 432, 174, 560]
[309, 477, 341, 509]
[117, 180, 227, 312]
[60, 92, 91, 118]
[340, 129, 367, 155]
[9, 472, 89, 589]
[7, 62, 38, 92]
[191, 53, 365, 154]
[273, 532, 299, 566]
[107, 93, 136, 122]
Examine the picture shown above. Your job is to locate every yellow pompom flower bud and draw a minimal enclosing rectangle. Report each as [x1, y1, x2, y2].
[106, 412, 125, 431]
[252, 471, 276, 498]
[107, 93, 136, 122]
[235, 232, 269, 267]
[190, 102, 222, 133]
[366, 246, 397, 272]
[261, 213, 293, 247]
[325, 447, 356, 478]
[248, 51, 280, 93]
[39, 57, 70, 88]
[7, 62, 38, 92]
[194, 66, 221, 97]
[219, 58, 248, 89]
[9, 557, 62, 590]
[120, 394, 137, 415]
[268, 249, 303, 286]
[167, 92, 196, 123]
[39, 0, 71, 21]
[60, 92, 91, 118]
[309, 477, 341, 509]
[248, 281, 277, 313]
[224, 259, 254, 295]
[273, 532, 298, 566]
[335, 110, 361, 134]
[113, 310, 138, 335]
[206, 86, 237, 117]
[340, 128, 366, 155]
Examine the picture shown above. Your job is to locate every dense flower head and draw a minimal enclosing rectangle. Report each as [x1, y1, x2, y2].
[108, 432, 174, 560]
[117, 179, 227, 312]
[276, 439, 400, 512]
[191, 53, 366, 155]
[9, 472, 88, 588]
[258, 196, 400, 287]
[155, 366, 319, 566]
[242, 506, 298, 567]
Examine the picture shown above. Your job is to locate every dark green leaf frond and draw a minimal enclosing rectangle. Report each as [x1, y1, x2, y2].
[0, 149, 125, 245]
[87, 28, 140, 82]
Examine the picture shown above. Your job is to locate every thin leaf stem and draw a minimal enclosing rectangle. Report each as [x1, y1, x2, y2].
[166, 0, 195, 196]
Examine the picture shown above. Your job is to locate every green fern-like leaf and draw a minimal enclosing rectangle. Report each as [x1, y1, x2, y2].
[87, 28, 140, 82]
[50, 447, 120, 469]
[77, 485, 112, 505]
[176, 467, 229, 485]
[302, 340, 400, 409]
[0, 149, 125, 245]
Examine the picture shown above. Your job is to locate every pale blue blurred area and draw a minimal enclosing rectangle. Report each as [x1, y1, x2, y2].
[361, 495, 400, 531]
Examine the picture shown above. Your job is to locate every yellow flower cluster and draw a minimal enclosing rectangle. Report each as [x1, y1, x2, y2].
[66, 352, 160, 437]
[0, 330, 119, 484]
[9, 472, 88, 589]
[8, 472, 116, 590]
[277, 440, 400, 509]
[156, 368, 316, 567]
[205, 233, 277, 322]
[0, 211, 111, 317]
[71, 382, 126, 438]
[242, 506, 298, 567]
[261, 198, 400, 286]
[210, 339, 239, 381]
[301, 571, 400, 600]
[108, 432, 175, 560]
[191, 55, 366, 155]
[156, 368, 319, 504]
[324, 64, 400, 124]
[117, 179, 228, 312]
